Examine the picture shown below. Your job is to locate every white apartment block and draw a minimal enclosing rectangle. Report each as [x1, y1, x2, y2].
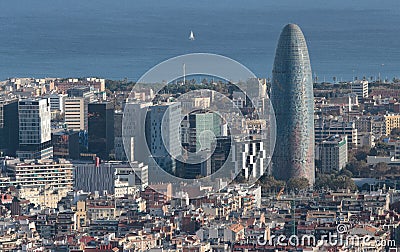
[351, 80, 368, 100]
[232, 137, 268, 180]
[114, 161, 148, 197]
[5, 158, 73, 207]
[64, 97, 88, 131]
[45, 93, 67, 113]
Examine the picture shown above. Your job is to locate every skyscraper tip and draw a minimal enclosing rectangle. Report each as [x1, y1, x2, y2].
[285, 23, 300, 29]
[281, 23, 305, 38]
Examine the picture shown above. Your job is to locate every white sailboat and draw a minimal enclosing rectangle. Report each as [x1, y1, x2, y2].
[189, 30, 195, 40]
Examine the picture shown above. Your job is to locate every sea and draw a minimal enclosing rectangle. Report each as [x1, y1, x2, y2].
[0, 0, 399, 82]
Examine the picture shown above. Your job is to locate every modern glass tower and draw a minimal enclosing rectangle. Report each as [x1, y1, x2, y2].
[271, 24, 315, 185]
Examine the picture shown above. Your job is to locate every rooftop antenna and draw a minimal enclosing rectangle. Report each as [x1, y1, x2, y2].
[348, 94, 351, 122]
[183, 63, 186, 86]
[348, 95, 352, 112]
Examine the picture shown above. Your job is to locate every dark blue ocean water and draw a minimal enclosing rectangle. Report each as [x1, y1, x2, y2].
[0, 0, 399, 81]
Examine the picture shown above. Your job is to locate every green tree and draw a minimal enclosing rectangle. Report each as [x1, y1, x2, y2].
[314, 174, 333, 190]
[369, 148, 378, 156]
[287, 177, 310, 191]
[338, 168, 353, 178]
[258, 175, 285, 193]
[355, 149, 369, 161]
[374, 162, 389, 178]
[315, 173, 357, 191]
[346, 160, 368, 177]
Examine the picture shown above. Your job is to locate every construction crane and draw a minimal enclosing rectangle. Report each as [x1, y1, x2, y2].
[276, 186, 285, 200]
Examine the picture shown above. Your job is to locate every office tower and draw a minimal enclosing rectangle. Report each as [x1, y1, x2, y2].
[271, 24, 315, 184]
[114, 111, 135, 161]
[17, 98, 53, 160]
[64, 85, 97, 131]
[122, 100, 152, 163]
[316, 135, 348, 173]
[88, 102, 115, 160]
[64, 97, 88, 131]
[176, 151, 211, 179]
[52, 130, 80, 159]
[211, 136, 232, 174]
[114, 111, 134, 161]
[185, 110, 222, 152]
[0, 99, 19, 156]
[146, 102, 181, 173]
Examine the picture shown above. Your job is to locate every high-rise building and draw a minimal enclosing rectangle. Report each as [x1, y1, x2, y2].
[123, 101, 152, 163]
[52, 130, 80, 159]
[185, 110, 222, 152]
[176, 151, 211, 179]
[211, 136, 232, 174]
[146, 102, 181, 173]
[316, 135, 348, 173]
[88, 102, 115, 160]
[271, 24, 315, 184]
[114, 111, 134, 161]
[64, 97, 88, 131]
[233, 137, 268, 180]
[0, 99, 19, 157]
[17, 98, 53, 160]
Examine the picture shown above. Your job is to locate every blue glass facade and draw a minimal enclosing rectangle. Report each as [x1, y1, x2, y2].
[271, 24, 315, 184]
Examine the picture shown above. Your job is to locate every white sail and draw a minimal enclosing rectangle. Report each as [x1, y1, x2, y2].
[189, 30, 195, 40]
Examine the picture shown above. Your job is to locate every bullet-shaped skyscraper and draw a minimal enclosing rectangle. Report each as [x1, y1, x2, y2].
[271, 24, 315, 184]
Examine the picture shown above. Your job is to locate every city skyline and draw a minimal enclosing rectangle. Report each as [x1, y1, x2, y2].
[1, 3, 400, 248]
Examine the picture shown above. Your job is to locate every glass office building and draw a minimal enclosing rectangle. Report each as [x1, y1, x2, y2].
[271, 24, 315, 184]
